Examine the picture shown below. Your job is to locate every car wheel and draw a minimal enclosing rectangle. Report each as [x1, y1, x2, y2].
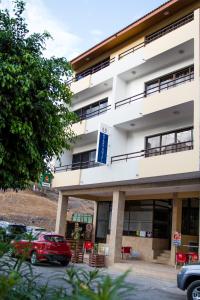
[187, 280, 200, 300]
[30, 251, 38, 265]
[60, 259, 69, 267]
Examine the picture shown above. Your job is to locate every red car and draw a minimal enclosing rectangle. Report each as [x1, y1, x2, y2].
[11, 232, 72, 266]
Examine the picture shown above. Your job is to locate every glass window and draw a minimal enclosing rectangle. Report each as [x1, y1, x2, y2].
[146, 80, 159, 95]
[145, 128, 193, 157]
[145, 65, 194, 96]
[96, 202, 112, 242]
[161, 133, 175, 154]
[146, 136, 160, 157]
[72, 150, 96, 170]
[160, 74, 173, 91]
[182, 199, 199, 236]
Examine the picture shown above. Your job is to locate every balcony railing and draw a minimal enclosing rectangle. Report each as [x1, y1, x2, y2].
[145, 13, 194, 44]
[76, 104, 111, 121]
[67, 58, 115, 85]
[111, 141, 193, 163]
[145, 140, 193, 157]
[54, 160, 100, 172]
[117, 13, 194, 61]
[115, 71, 194, 109]
[118, 42, 144, 60]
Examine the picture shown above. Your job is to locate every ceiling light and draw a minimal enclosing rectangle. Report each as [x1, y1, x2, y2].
[164, 11, 170, 16]
[104, 83, 108, 86]
[179, 49, 184, 54]
[131, 71, 136, 75]
[130, 123, 135, 127]
[173, 110, 180, 115]
[85, 57, 90, 61]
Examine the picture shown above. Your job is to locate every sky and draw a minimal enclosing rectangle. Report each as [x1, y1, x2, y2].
[1, 0, 166, 60]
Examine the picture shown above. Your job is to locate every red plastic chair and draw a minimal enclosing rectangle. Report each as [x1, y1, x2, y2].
[176, 252, 187, 265]
[84, 241, 94, 252]
[121, 246, 132, 259]
[186, 252, 199, 263]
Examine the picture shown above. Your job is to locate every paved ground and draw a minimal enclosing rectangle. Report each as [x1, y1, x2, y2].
[32, 262, 187, 300]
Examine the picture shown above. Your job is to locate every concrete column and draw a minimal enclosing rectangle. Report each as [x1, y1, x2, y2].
[170, 194, 182, 266]
[107, 191, 125, 265]
[199, 197, 200, 258]
[55, 192, 68, 236]
[92, 201, 98, 242]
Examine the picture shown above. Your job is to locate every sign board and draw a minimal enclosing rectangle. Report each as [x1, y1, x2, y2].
[172, 231, 181, 246]
[39, 173, 52, 188]
[96, 123, 110, 165]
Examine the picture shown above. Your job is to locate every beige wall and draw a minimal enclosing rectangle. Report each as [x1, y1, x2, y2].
[144, 21, 194, 61]
[71, 120, 86, 136]
[139, 150, 198, 178]
[71, 75, 91, 94]
[143, 82, 195, 116]
[52, 170, 80, 188]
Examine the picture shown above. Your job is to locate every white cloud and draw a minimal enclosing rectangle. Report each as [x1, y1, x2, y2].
[1, 0, 82, 60]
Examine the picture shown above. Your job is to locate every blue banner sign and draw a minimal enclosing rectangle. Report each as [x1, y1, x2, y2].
[96, 124, 109, 165]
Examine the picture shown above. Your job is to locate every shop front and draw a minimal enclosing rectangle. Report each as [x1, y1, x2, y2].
[95, 198, 199, 263]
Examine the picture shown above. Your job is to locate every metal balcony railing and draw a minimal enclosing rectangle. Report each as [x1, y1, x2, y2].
[67, 13, 194, 84]
[111, 141, 193, 163]
[115, 71, 194, 109]
[76, 104, 111, 121]
[54, 160, 99, 172]
[145, 13, 194, 44]
[67, 58, 115, 85]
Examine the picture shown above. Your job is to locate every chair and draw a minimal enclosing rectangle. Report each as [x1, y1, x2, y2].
[186, 252, 199, 263]
[84, 241, 94, 253]
[176, 252, 187, 265]
[121, 246, 132, 259]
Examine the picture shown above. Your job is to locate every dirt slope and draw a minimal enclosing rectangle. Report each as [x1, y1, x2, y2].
[0, 190, 94, 231]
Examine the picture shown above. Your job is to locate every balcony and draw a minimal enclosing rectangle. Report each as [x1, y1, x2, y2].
[69, 58, 115, 95]
[114, 70, 194, 118]
[144, 13, 194, 61]
[52, 169, 81, 188]
[116, 13, 194, 64]
[111, 140, 195, 179]
[71, 120, 86, 136]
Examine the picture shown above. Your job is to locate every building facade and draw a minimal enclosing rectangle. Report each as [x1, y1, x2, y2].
[53, 0, 200, 265]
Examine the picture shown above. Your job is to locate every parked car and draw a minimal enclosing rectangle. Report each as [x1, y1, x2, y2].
[177, 263, 200, 299]
[11, 232, 72, 266]
[0, 221, 26, 241]
[26, 226, 46, 236]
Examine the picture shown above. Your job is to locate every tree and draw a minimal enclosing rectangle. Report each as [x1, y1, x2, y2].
[0, 0, 76, 190]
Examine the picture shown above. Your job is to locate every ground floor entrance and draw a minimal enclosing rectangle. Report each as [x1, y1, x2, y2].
[55, 174, 200, 266]
[95, 198, 199, 264]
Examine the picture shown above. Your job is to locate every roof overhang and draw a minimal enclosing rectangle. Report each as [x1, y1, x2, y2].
[71, 0, 196, 70]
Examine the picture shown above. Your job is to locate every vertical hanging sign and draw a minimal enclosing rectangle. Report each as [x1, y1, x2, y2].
[96, 123, 110, 165]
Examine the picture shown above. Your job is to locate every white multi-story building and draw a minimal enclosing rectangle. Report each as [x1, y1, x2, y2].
[53, 0, 200, 265]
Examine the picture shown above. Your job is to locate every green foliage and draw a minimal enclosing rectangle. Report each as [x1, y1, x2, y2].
[0, 241, 133, 300]
[0, 0, 77, 190]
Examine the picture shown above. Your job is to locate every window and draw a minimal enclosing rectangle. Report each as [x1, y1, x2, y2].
[96, 202, 112, 243]
[123, 201, 153, 236]
[145, 65, 194, 96]
[72, 149, 97, 170]
[182, 199, 199, 236]
[74, 98, 108, 121]
[145, 127, 193, 157]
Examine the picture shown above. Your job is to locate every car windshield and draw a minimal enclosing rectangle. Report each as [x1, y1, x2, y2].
[44, 235, 65, 243]
[8, 225, 26, 234]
